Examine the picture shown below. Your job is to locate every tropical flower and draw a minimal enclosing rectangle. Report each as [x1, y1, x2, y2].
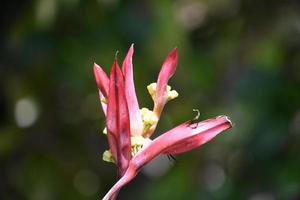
[93, 44, 232, 200]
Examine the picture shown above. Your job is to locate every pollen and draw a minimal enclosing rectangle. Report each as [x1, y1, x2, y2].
[102, 149, 115, 163]
[140, 107, 158, 133]
[147, 82, 178, 101]
[147, 83, 157, 99]
[166, 85, 179, 101]
[167, 90, 179, 101]
[131, 135, 151, 156]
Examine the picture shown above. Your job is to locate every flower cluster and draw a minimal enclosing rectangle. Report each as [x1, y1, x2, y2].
[93, 44, 232, 200]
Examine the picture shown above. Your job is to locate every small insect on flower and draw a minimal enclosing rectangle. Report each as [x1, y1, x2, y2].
[93, 44, 233, 200]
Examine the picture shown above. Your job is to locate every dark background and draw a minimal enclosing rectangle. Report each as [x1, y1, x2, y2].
[1, 0, 300, 199]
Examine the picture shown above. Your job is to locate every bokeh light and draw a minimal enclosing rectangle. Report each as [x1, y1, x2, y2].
[14, 97, 39, 128]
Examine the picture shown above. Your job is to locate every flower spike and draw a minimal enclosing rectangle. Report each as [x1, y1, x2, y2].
[122, 44, 144, 136]
[93, 45, 233, 200]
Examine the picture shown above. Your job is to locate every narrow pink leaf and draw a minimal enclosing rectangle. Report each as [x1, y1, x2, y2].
[122, 44, 143, 136]
[106, 60, 132, 177]
[154, 48, 178, 116]
[93, 63, 109, 98]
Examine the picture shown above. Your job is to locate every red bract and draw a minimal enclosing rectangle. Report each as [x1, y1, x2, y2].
[122, 45, 143, 137]
[106, 60, 131, 177]
[154, 48, 177, 116]
[93, 44, 233, 200]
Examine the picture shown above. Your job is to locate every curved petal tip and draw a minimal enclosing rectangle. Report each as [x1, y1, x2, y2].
[217, 115, 233, 127]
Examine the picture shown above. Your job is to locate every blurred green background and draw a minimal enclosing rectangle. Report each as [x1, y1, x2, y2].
[1, 0, 300, 199]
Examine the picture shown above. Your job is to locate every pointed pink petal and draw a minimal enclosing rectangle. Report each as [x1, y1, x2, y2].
[102, 116, 232, 200]
[106, 60, 132, 177]
[93, 63, 109, 98]
[133, 115, 232, 169]
[163, 116, 232, 154]
[122, 44, 143, 136]
[154, 48, 178, 116]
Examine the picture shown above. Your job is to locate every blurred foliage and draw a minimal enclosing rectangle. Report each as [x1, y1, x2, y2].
[1, 0, 300, 199]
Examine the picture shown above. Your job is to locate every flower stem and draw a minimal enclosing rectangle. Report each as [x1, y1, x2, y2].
[102, 165, 137, 200]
